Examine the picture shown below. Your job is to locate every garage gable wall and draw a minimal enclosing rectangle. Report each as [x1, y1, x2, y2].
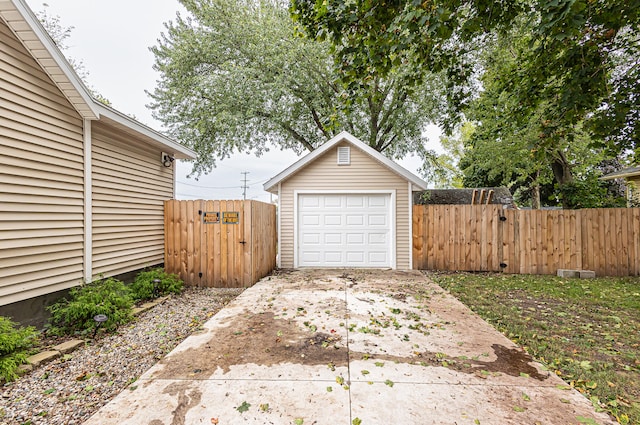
[280, 142, 412, 269]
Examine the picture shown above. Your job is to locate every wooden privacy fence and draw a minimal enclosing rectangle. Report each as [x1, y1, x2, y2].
[413, 205, 640, 277]
[164, 200, 276, 287]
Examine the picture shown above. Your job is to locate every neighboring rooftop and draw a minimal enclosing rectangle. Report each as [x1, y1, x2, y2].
[413, 187, 516, 208]
[601, 166, 640, 180]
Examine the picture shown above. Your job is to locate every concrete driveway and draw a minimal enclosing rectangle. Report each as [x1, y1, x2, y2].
[85, 269, 614, 425]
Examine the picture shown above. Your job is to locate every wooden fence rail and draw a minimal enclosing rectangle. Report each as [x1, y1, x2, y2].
[413, 205, 640, 277]
[165, 200, 276, 287]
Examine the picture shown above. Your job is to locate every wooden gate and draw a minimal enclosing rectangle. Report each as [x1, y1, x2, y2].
[164, 200, 276, 287]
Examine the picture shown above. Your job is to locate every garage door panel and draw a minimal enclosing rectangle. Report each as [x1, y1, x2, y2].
[302, 215, 321, 226]
[325, 252, 343, 263]
[368, 215, 387, 226]
[324, 233, 342, 244]
[324, 196, 343, 208]
[301, 251, 321, 264]
[346, 196, 365, 207]
[302, 233, 321, 244]
[346, 252, 365, 263]
[369, 233, 387, 245]
[368, 196, 387, 207]
[346, 215, 364, 226]
[301, 196, 321, 208]
[298, 193, 392, 268]
[369, 252, 388, 263]
[324, 215, 342, 226]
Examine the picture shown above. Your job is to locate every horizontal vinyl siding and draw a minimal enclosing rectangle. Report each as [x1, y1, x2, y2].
[280, 142, 411, 269]
[0, 21, 85, 305]
[628, 176, 640, 206]
[91, 122, 173, 277]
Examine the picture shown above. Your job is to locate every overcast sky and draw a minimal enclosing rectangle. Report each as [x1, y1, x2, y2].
[28, 0, 440, 202]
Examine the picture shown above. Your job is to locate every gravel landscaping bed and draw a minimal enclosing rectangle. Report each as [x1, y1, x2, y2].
[0, 287, 243, 425]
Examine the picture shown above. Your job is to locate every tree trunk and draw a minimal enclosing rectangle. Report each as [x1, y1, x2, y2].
[531, 184, 541, 209]
[550, 150, 573, 208]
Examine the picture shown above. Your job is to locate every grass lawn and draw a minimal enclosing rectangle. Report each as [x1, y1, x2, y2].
[429, 272, 640, 425]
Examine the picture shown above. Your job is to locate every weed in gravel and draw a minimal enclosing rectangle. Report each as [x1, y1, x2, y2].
[431, 272, 640, 424]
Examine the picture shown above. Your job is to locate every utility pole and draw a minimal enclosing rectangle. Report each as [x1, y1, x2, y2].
[241, 171, 250, 200]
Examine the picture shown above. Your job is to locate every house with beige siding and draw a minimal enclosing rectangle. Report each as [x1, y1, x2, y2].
[0, 0, 195, 321]
[601, 166, 640, 206]
[264, 131, 427, 270]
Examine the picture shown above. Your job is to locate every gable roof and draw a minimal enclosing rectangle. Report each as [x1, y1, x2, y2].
[0, 0, 196, 160]
[264, 131, 428, 193]
[601, 166, 640, 181]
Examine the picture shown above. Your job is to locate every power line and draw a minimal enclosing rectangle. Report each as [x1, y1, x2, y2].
[176, 178, 268, 189]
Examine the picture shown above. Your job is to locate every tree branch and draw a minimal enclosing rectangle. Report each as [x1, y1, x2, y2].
[255, 110, 315, 151]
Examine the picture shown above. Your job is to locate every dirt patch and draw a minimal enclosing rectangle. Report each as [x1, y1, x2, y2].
[151, 311, 347, 378]
[359, 344, 548, 381]
[148, 382, 202, 425]
[417, 344, 548, 380]
[151, 306, 546, 382]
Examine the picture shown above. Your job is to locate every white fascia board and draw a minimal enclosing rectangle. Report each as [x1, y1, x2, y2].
[9, 0, 99, 119]
[5, 0, 195, 161]
[263, 131, 428, 192]
[95, 103, 196, 160]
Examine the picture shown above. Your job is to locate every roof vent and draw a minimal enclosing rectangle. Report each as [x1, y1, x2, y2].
[337, 146, 350, 165]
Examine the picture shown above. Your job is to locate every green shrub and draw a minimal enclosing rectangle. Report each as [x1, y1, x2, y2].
[0, 317, 39, 382]
[47, 277, 133, 336]
[129, 268, 184, 301]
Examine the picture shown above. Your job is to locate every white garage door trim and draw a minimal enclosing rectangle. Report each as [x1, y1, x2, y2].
[294, 190, 396, 269]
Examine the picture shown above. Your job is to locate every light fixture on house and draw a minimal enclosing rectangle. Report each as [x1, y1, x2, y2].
[162, 152, 175, 168]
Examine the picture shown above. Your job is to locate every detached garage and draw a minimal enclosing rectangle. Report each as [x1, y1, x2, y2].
[264, 131, 427, 269]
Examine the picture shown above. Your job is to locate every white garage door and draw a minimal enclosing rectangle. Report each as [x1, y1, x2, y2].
[297, 193, 392, 267]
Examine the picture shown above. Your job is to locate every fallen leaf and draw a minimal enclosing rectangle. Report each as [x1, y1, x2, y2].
[294, 418, 304, 425]
[353, 418, 362, 425]
[210, 418, 219, 424]
[384, 379, 394, 387]
[579, 360, 593, 371]
[576, 417, 599, 425]
[236, 401, 250, 413]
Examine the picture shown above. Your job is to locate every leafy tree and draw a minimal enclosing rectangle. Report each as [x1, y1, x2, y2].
[426, 122, 470, 188]
[291, 0, 640, 159]
[36, 4, 111, 105]
[459, 21, 626, 209]
[148, 0, 444, 175]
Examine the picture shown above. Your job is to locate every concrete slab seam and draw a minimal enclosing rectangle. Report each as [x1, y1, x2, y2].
[342, 274, 354, 425]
